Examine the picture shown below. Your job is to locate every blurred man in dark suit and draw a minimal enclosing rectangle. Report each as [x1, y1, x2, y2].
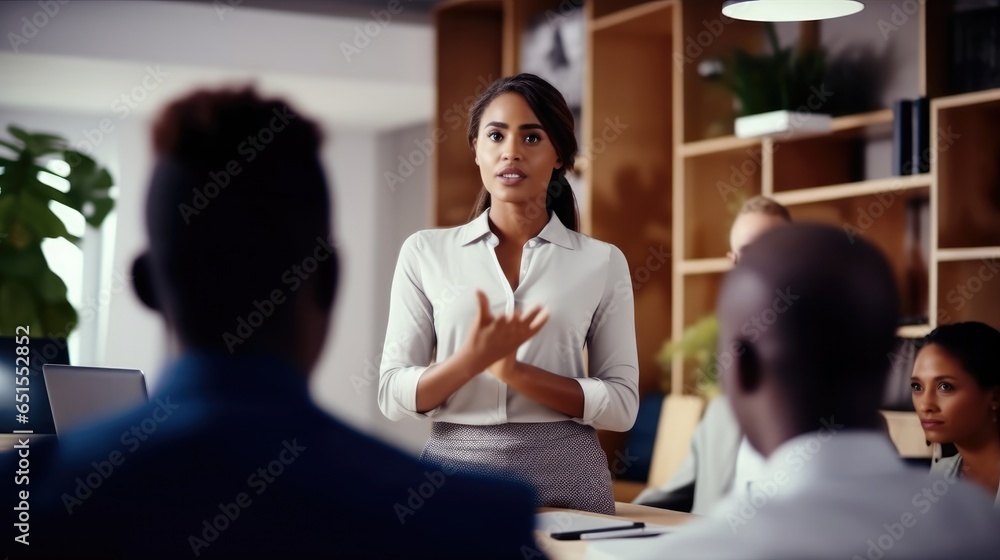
[6, 88, 539, 559]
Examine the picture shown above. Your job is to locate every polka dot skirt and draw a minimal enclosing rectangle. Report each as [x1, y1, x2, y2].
[420, 421, 616, 515]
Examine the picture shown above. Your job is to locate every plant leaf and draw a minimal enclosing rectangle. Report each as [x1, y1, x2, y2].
[0, 279, 41, 336]
[62, 150, 116, 228]
[13, 193, 80, 243]
[8, 126, 66, 157]
[0, 245, 47, 279]
[38, 296, 77, 338]
[0, 139, 21, 154]
[36, 266, 69, 303]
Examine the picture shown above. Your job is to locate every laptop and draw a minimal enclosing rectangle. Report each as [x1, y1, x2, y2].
[42, 365, 148, 437]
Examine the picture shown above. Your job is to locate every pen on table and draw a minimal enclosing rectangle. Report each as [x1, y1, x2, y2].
[579, 527, 670, 540]
[550, 522, 645, 541]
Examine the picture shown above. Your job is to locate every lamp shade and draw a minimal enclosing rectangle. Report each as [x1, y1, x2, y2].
[722, 0, 864, 22]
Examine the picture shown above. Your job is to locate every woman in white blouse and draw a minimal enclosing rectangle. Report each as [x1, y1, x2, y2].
[911, 322, 1000, 507]
[378, 74, 639, 514]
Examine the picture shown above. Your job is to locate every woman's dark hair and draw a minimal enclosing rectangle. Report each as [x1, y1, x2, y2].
[466, 73, 579, 232]
[923, 322, 1000, 390]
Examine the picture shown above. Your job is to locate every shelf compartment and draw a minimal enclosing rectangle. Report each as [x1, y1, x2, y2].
[934, 89, 1000, 249]
[788, 188, 932, 322]
[771, 110, 895, 193]
[589, 0, 675, 397]
[682, 271, 724, 328]
[433, 1, 504, 227]
[681, 146, 764, 260]
[936, 259, 1000, 329]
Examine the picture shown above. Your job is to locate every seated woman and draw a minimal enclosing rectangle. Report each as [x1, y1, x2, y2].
[911, 322, 1000, 506]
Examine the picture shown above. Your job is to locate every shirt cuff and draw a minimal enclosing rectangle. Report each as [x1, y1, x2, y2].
[574, 377, 610, 425]
[392, 366, 442, 419]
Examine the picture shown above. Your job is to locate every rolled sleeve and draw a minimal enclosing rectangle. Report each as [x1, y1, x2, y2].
[378, 233, 439, 421]
[576, 245, 640, 432]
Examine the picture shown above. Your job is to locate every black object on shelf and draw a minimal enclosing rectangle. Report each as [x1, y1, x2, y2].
[912, 97, 931, 174]
[950, 2, 1000, 95]
[893, 99, 914, 176]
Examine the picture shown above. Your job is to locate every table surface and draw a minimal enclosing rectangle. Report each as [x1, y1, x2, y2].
[536, 502, 694, 560]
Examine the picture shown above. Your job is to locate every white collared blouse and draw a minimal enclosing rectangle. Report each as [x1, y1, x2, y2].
[378, 210, 639, 431]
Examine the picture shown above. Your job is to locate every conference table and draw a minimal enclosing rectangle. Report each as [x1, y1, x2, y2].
[536, 502, 695, 560]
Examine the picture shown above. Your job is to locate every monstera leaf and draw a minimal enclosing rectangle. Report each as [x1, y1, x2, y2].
[0, 125, 115, 337]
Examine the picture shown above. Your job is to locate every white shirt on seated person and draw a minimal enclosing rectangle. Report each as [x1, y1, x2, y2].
[591, 430, 1000, 560]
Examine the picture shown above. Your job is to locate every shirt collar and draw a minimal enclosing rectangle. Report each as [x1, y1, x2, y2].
[760, 429, 902, 496]
[459, 208, 574, 250]
[156, 350, 313, 406]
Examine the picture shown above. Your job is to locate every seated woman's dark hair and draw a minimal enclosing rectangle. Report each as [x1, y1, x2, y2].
[923, 322, 1000, 391]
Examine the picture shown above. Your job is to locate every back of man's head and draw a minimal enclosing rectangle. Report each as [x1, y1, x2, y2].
[717, 224, 899, 452]
[135, 88, 337, 355]
[729, 195, 791, 263]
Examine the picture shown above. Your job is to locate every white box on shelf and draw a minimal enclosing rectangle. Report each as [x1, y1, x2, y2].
[735, 110, 832, 139]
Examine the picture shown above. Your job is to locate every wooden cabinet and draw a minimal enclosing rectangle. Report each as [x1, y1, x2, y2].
[433, 0, 1000, 468]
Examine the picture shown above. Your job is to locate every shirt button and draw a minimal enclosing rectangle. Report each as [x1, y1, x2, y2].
[528, 239, 539, 248]
[487, 234, 499, 247]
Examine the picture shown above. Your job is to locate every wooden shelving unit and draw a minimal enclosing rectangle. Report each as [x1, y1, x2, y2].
[433, 0, 999, 472]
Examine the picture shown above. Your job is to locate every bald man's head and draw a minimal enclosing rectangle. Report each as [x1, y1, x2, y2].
[717, 224, 899, 455]
[728, 196, 791, 263]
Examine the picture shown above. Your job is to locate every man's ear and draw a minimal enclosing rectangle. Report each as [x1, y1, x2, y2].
[131, 252, 160, 311]
[734, 339, 762, 394]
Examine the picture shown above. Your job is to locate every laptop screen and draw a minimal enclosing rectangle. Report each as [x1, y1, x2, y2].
[0, 336, 69, 434]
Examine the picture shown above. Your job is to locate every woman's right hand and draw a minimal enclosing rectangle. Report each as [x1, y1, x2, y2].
[460, 290, 549, 374]
[413, 290, 549, 413]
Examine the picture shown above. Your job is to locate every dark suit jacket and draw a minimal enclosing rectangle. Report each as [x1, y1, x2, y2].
[4, 352, 540, 559]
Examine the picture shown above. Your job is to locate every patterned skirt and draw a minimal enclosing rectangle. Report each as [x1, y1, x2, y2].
[420, 421, 616, 515]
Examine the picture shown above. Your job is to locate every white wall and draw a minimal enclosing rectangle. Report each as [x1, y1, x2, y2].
[0, 1, 436, 449]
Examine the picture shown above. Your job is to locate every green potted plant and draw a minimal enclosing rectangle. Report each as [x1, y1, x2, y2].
[718, 22, 831, 138]
[656, 314, 721, 400]
[0, 126, 115, 337]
